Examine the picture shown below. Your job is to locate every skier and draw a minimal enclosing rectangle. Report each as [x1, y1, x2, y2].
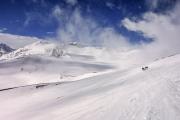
[142, 66, 148, 71]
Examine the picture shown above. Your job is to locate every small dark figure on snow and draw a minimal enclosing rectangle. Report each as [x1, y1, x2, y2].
[20, 67, 24, 71]
[142, 66, 148, 71]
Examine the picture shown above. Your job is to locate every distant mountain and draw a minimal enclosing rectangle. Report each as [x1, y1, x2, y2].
[0, 43, 14, 56]
[0, 40, 106, 61]
[0, 41, 64, 60]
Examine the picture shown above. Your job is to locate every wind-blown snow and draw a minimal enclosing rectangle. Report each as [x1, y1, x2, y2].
[0, 52, 180, 120]
[0, 41, 114, 89]
[0, 41, 180, 120]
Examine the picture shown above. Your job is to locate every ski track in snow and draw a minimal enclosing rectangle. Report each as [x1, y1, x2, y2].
[0, 54, 180, 120]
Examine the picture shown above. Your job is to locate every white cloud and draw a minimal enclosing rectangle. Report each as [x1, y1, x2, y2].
[146, 0, 159, 9]
[0, 28, 7, 33]
[52, 7, 131, 50]
[106, 2, 115, 9]
[31, 0, 47, 7]
[52, 5, 64, 21]
[24, 12, 39, 26]
[65, 0, 77, 6]
[24, 11, 52, 27]
[46, 32, 54, 34]
[122, 3, 180, 59]
[145, 0, 176, 9]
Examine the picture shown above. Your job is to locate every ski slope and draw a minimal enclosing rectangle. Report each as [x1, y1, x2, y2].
[0, 51, 180, 120]
[0, 41, 115, 89]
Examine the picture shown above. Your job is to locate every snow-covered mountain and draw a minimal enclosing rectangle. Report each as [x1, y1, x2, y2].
[0, 43, 14, 56]
[0, 41, 150, 88]
[0, 41, 108, 61]
[0, 41, 114, 88]
[0, 40, 180, 120]
[0, 49, 180, 120]
[0, 33, 41, 49]
[0, 41, 64, 60]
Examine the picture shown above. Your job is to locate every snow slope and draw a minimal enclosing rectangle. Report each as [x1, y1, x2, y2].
[0, 41, 114, 89]
[0, 51, 180, 120]
[0, 33, 41, 49]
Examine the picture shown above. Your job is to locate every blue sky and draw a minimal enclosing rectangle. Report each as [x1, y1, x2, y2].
[0, 0, 177, 44]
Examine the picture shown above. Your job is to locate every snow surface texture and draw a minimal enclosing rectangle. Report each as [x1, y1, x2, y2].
[0, 41, 114, 89]
[0, 41, 180, 120]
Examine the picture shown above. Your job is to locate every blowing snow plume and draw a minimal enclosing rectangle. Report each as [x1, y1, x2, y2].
[50, 5, 144, 67]
[52, 5, 132, 50]
[122, 2, 180, 60]
[51, 1, 180, 66]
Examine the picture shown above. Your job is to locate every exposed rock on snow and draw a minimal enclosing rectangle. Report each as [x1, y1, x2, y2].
[0, 43, 14, 56]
